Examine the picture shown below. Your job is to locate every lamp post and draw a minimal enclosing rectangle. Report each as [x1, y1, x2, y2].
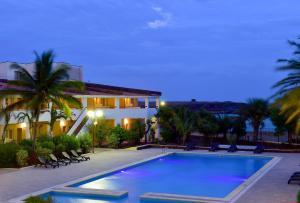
[87, 110, 104, 153]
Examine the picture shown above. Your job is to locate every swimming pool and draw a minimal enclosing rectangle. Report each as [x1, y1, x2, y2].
[39, 153, 277, 203]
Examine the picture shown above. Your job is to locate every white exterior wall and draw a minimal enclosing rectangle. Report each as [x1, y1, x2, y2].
[0, 62, 82, 81]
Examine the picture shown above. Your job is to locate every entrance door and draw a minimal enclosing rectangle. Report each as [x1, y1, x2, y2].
[17, 128, 22, 143]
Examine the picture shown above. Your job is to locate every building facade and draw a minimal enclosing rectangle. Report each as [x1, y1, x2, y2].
[0, 62, 161, 142]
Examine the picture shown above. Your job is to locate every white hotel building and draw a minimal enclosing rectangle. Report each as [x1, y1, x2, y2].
[0, 62, 161, 142]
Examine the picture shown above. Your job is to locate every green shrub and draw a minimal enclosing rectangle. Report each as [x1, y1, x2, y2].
[25, 196, 53, 203]
[297, 191, 300, 203]
[40, 141, 55, 151]
[16, 149, 28, 167]
[108, 133, 119, 148]
[78, 133, 92, 153]
[54, 143, 66, 155]
[109, 125, 128, 148]
[0, 143, 19, 167]
[36, 146, 52, 159]
[19, 139, 34, 154]
[37, 135, 53, 143]
[53, 134, 79, 151]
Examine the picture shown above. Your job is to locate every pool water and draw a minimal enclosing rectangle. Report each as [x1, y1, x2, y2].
[42, 153, 272, 203]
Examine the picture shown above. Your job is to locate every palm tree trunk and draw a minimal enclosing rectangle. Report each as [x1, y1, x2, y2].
[32, 109, 40, 151]
[253, 127, 259, 143]
[1, 124, 8, 143]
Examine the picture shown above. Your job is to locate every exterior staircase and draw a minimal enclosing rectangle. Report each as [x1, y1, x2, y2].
[67, 107, 88, 136]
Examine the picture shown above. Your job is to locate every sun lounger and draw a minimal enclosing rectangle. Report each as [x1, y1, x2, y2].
[228, 144, 238, 152]
[70, 150, 90, 161]
[49, 154, 70, 166]
[209, 143, 219, 152]
[184, 141, 197, 151]
[254, 144, 264, 154]
[35, 156, 58, 168]
[62, 151, 81, 163]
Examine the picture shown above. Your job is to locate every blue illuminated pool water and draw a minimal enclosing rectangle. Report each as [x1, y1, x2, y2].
[42, 153, 272, 203]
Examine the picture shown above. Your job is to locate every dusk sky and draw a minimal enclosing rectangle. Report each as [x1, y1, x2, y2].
[1, 0, 300, 101]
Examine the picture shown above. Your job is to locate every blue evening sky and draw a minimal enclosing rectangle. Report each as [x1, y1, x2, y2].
[0, 0, 300, 101]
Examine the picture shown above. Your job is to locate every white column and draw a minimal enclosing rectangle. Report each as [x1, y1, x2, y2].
[155, 97, 160, 109]
[82, 97, 87, 108]
[145, 97, 149, 109]
[115, 98, 120, 109]
[25, 125, 30, 139]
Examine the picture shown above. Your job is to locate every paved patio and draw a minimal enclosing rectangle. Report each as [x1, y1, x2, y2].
[0, 148, 298, 203]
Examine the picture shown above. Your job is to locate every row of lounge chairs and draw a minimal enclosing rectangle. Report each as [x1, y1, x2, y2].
[35, 150, 90, 168]
[208, 143, 265, 154]
[184, 141, 265, 154]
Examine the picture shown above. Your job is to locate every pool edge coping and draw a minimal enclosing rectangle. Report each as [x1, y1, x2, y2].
[8, 152, 173, 203]
[8, 151, 280, 203]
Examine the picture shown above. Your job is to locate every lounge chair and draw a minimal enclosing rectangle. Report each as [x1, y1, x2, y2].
[35, 156, 58, 168]
[209, 143, 219, 152]
[288, 175, 300, 184]
[184, 141, 197, 151]
[49, 154, 70, 166]
[253, 143, 264, 154]
[77, 148, 84, 155]
[70, 150, 90, 161]
[228, 144, 238, 152]
[62, 152, 81, 163]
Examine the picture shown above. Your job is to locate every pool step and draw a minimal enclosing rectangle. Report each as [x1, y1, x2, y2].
[140, 192, 229, 203]
[52, 187, 128, 198]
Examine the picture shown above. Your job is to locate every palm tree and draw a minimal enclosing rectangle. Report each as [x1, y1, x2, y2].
[48, 109, 70, 136]
[272, 37, 300, 135]
[16, 112, 35, 139]
[0, 50, 84, 150]
[216, 115, 233, 141]
[1, 108, 12, 143]
[242, 98, 269, 143]
[173, 107, 195, 144]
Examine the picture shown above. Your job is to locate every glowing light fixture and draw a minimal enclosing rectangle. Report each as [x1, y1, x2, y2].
[160, 101, 166, 106]
[124, 118, 129, 125]
[20, 122, 27, 128]
[60, 120, 66, 127]
[96, 110, 104, 118]
[87, 110, 95, 118]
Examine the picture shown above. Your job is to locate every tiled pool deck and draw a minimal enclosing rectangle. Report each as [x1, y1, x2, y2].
[0, 148, 298, 203]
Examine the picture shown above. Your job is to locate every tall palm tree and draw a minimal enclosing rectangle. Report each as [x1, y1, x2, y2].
[1, 108, 12, 143]
[273, 37, 300, 134]
[242, 98, 269, 143]
[0, 50, 84, 150]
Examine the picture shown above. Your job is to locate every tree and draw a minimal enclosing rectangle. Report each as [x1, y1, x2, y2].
[86, 118, 112, 146]
[230, 116, 247, 141]
[157, 106, 195, 144]
[269, 106, 294, 143]
[1, 108, 12, 143]
[48, 109, 69, 136]
[242, 98, 269, 143]
[196, 109, 219, 143]
[16, 112, 35, 139]
[0, 50, 84, 150]
[216, 115, 233, 141]
[128, 120, 145, 145]
[272, 37, 300, 135]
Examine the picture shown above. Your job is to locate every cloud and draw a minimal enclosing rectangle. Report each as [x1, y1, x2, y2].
[147, 6, 172, 29]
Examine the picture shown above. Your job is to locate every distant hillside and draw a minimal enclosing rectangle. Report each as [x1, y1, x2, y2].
[164, 101, 246, 114]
